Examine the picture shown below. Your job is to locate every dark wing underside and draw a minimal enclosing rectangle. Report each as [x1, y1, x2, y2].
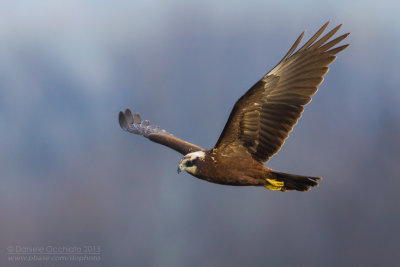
[119, 109, 206, 155]
[214, 22, 349, 162]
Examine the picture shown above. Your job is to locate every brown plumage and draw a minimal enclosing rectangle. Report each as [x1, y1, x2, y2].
[119, 22, 349, 192]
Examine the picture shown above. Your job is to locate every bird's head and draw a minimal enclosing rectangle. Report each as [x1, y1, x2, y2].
[178, 151, 205, 175]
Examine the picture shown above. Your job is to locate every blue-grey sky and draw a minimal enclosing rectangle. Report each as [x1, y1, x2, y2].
[1, 1, 399, 266]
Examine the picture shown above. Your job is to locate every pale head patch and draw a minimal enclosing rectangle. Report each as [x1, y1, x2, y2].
[184, 151, 205, 161]
[179, 151, 205, 175]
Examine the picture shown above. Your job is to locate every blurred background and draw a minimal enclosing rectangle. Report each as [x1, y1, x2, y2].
[1, 0, 399, 266]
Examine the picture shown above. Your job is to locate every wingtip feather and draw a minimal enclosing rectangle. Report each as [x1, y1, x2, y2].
[133, 113, 141, 124]
[327, 44, 350, 55]
[308, 24, 343, 50]
[298, 21, 330, 52]
[124, 109, 134, 124]
[119, 111, 129, 131]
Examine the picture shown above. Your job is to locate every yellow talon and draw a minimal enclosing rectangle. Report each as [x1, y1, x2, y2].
[264, 184, 281, 190]
[265, 179, 284, 191]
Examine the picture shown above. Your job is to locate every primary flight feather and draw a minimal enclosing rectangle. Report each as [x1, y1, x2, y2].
[119, 22, 349, 192]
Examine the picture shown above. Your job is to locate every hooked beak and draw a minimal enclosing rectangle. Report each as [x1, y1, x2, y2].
[177, 162, 185, 174]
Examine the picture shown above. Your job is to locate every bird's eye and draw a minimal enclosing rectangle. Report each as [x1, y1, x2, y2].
[186, 160, 193, 167]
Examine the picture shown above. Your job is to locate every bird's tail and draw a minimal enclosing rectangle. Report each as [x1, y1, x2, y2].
[265, 170, 322, 192]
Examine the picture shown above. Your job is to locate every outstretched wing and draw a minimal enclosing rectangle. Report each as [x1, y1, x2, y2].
[214, 22, 349, 162]
[119, 108, 206, 155]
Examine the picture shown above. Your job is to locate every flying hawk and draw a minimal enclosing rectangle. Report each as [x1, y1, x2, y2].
[119, 22, 349, 192]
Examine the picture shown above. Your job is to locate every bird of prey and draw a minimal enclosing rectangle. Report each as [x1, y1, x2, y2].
[119, 22, 349, 192]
